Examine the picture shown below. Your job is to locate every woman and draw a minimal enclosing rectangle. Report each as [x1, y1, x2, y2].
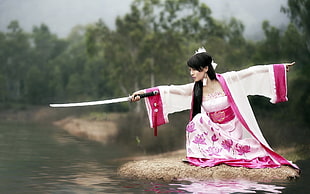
[132, 48, 298, 169]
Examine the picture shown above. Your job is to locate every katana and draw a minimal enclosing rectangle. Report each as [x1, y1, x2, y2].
[49, 91, 158, 108]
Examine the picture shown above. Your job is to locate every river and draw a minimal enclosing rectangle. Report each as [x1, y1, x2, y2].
[0, 121, 308, 193]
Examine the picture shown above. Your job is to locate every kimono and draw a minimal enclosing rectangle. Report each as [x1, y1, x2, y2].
[143, 64, 298, 169]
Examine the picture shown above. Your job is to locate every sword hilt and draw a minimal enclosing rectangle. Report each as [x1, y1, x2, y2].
[136, 90, 159, 99]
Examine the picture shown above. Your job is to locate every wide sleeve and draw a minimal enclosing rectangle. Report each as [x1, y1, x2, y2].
[144, 83, 193, 129]
[225, 64, 288, 103]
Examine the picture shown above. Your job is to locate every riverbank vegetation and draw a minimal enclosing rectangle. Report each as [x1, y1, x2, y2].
[0, 0, 309, 152]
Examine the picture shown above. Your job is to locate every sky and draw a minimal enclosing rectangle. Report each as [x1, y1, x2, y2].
[0, 0, 289, 40]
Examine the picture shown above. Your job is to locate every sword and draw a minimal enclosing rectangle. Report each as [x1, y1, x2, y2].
[49, 91, 158, 108]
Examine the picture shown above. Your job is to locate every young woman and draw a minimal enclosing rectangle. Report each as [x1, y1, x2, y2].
[132, 48, 298, 169]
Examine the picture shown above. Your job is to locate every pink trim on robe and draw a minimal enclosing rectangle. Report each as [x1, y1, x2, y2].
[273, 64, 288, 103]
[217, 73, 298, 169]
[145, 88, 165, 136]
[187, 156, 280, 168]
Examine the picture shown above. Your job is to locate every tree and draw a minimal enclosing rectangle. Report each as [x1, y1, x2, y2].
[25, 66, 46, 104]
[86, 0, 231, 93]
[282, 0, 310, 74]
[282, 0, 310, 51]
[280, 0, 310, 127]
[2, 21, 32, 102]
[32, 24, 67, 65]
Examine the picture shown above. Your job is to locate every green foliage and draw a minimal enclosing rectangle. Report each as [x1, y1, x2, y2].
[282, 0, 310, 48]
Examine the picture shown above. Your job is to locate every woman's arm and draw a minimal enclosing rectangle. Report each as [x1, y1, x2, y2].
[236, 62, 295, 80]
[223, 62, 295, 103]
[131, 83, 194, 129]
[131, 83, 194, 102]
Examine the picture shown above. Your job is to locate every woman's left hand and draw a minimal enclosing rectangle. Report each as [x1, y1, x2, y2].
[285, 62, 295, 72]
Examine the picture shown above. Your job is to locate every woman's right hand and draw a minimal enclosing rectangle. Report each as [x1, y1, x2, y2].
[285, 61, 295, 72]
[131, 90, 145, 102]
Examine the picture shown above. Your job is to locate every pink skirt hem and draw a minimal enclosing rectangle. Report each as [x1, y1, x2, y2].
[186, 156, 281, 169]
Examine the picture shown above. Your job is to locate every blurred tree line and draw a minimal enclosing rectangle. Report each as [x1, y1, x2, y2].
[0, 0, 309, 147]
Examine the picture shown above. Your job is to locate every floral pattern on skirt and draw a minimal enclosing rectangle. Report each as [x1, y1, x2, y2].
[185, 112, 280, 168]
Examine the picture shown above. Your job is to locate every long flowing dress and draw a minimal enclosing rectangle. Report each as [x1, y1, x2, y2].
[186, 92, 280, 168]
[143, 64, 298, 169]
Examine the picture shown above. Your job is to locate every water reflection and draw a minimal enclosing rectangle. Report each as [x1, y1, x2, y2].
[29, 161, 120, 193]
[121, 181, 188, 193]
[0, 121, 128, 193]
[171, 179, 285, 194]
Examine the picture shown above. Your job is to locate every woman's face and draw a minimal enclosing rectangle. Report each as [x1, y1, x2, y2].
[189, 67, 208, 82]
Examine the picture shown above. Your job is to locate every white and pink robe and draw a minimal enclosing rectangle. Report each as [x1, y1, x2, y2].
[143, 64, 298, 169]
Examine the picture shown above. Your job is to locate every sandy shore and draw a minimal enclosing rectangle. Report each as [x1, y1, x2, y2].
[53, 117, 118, 144]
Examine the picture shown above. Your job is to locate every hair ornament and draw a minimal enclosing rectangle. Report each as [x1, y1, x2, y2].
[194, 47, 218, 70]
[194, 47, 207, 55]
[211, 60, 217, 70]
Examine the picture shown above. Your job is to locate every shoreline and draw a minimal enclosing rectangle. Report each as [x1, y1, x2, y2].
[53, 116, 118, 144]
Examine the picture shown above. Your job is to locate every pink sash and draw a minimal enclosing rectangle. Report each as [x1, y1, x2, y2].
[207, 106, 235, 124]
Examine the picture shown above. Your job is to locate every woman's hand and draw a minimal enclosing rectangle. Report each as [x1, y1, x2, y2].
[131, 90, 145, 102]
[285, 62, 295, 72]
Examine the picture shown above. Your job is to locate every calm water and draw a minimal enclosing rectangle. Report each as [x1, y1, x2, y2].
[0, 121, 308, 193]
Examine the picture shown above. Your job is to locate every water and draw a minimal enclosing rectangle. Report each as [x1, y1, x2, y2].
[0, 121, 308, 193]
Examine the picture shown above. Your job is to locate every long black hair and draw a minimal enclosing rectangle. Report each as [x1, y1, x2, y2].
[187, 52, 217, 120]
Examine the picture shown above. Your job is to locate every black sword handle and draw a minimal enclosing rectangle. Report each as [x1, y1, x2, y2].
[135, 90, 159, 99]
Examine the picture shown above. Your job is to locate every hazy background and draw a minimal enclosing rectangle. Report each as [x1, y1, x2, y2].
[0, 0, 289, 39]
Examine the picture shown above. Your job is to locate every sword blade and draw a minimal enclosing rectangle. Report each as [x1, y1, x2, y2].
[49, 91, 159, 108]
[50, 96, 131, 108]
